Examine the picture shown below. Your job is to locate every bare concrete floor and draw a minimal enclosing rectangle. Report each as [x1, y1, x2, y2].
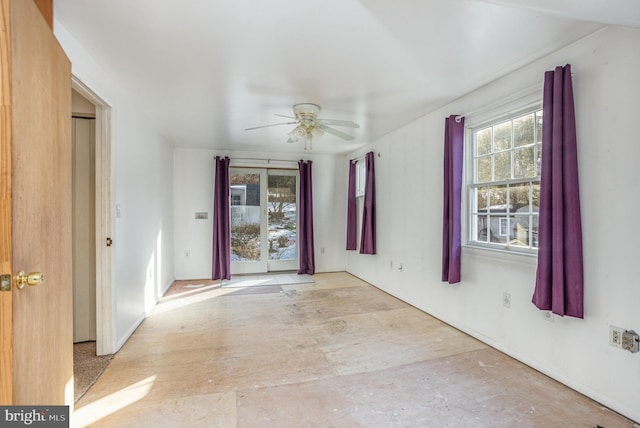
[72, 272, 635, 427]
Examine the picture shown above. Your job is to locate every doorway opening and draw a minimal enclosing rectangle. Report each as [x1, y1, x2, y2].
[71, 78, 114, 357]
[71, 107, 96, 344]
[230, 168, 299, 275]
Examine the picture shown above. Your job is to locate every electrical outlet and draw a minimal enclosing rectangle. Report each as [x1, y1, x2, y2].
[621, 330, 639, 353]
[542, 311, 554, 323]
[502, 292, 511, 308]
[610, 325, 624, 348]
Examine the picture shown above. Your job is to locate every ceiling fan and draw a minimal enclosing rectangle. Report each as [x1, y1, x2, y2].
[245, 103, 359, 150]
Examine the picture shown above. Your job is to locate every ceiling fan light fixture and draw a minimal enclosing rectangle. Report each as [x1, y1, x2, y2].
[246, 103, 359, 148]
[311, 127, 324, 138]
[293, 125, 307, 138]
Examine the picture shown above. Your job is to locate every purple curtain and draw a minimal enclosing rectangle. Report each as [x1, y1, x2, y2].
[298, 160, 315, 274]
[212, 156, 231, 280]
[442, 115, 464, 284]
[346, 160, 357, 250]
[532, 64, 584, 318]
[359, 152, 376, 254]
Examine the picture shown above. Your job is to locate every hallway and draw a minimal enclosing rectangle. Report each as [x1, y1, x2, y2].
[72, 272, 633, 427]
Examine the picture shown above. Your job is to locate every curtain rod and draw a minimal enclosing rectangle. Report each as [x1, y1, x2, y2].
[230, 157, 299, 164]
[350, 151, 380, 163]
[227, 157, 300, 171]
[231, 165, 299, 171]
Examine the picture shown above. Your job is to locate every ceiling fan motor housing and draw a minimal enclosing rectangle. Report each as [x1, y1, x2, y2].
[293, 103, 321, 127]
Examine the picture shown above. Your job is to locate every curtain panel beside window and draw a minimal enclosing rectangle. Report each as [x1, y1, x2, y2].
[442, 115, 464, 284]
[532, 64, 584, 318]
[359, 152, 376, 255]
[212, 156, 231, 280]
[298, 160, 315, 274]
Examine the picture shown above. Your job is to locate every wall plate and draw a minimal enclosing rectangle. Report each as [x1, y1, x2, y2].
[622, 330, 639, 353]
[610, 325, 624, 348]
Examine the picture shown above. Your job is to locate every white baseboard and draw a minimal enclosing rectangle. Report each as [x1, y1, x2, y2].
[174, 274, 212, 281]
[114, 312, 145, 353]
[160, 277, 174, 296]
[314, 267, 346, 274]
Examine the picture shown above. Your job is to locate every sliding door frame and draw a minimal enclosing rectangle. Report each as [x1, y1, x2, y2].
[229, 167, 299, 275]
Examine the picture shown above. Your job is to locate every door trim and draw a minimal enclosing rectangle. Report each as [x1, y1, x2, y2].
[71, 76, 114, 356]
[0, 0, 14, 403]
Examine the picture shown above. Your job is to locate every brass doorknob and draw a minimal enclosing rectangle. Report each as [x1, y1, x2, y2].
[15, 271, 44, 289]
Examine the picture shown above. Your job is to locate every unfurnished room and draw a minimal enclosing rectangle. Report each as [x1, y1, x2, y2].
[0, 0, 639, 427]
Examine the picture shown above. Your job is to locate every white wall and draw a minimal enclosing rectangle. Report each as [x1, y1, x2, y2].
[346, 26, 640, 422]
[174, 148, 346, 279]
[55, 22, 175, 352]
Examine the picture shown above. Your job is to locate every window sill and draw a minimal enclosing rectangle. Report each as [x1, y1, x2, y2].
[462, 243, 538, 265]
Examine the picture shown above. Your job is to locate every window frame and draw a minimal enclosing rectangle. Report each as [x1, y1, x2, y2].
[463, 99, 543, 256]
[355, 159, 366, 198]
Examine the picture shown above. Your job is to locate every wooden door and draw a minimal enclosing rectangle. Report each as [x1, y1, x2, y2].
[0, 0, 73, 405]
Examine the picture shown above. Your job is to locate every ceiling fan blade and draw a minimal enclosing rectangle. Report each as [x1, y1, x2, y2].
[318, 118, 360, 128]
[245, 121, 297, 131]
[274, 114, 296, 120]
[317, 124, 354, 140]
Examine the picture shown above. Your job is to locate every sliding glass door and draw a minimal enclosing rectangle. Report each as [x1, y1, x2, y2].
[230, 168, 298, 274]
[230, 169, 266, 273]
[267, 171, 298, 271]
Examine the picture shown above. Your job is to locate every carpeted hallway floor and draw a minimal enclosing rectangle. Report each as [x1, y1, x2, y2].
[74, 341, 114, 402]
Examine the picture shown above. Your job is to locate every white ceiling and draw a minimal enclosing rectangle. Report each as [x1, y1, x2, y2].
[54, 0, 637, 155]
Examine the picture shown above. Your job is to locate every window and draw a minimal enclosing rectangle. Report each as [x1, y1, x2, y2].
[355, 160, 366, 197]
[468, 109, 542, 252]
[230, 192, 242, 206]
[498, 217, 509, 237]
